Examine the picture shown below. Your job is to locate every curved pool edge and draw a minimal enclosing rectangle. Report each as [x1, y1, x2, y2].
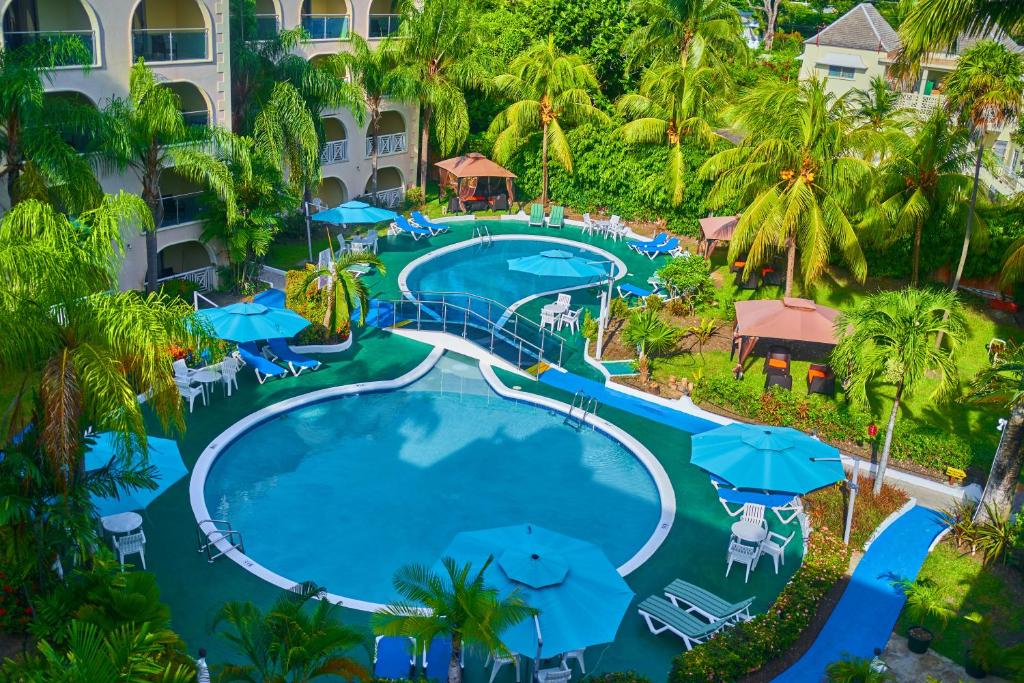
[188, 346, 445, 612]
[478, 363, 676, 576]
[397, 232, 629, 314]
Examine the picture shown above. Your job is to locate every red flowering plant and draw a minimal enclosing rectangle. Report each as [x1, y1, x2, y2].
[0, 570, 32, 634]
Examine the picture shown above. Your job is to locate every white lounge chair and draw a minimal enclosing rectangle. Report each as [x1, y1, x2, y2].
[559, 307, 582, 334]
[759, 530, 796, 573]
[537, 662, 571, 683]
[562, 649, 585, 674]
[485, 652, 521, 683]
[726, 540, 759, 583]
[113, 530, 146, 571]
[772, 497, 804, 524]
[175, 378, 206, 413]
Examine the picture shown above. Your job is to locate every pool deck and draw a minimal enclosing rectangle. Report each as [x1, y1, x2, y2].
[142, 224, 803, 680]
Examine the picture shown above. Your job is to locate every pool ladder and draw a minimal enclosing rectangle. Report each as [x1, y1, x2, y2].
[565, 390, 598, 430]
[472, 224, 493, 245]
[196, 518, 245, 563]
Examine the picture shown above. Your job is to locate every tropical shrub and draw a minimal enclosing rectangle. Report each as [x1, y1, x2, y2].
[404, 186, 426, 210]
[671, 531, 850, 681]
[805, 481, 909, 548]
[285, 269, 338, 344]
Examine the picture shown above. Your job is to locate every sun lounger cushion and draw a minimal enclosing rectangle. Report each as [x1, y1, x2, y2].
[237, 343, 288, 380]
[392, 216, 432, 238]
[267, 338, 320, 374]
[619, 284, 652, 299]
[411, 211, 450, 234]
[767, 358, 788, 370]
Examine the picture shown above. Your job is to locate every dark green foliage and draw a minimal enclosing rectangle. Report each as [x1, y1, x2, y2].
[671, 531, 850, 681]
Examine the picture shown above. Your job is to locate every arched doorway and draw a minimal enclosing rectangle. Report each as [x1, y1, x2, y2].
[254, 0, 280, 39]
[368, 0, 399, 38]
[157, 241, 216, 290]
[316, 176, 348, 208]
[131, 0, 209, 62]
[321, 117, 349, 165]
[44, 91, 98, 153]
[165, 81, 211, 127]
[366, 110, 407, 158]
[159, 169, 203, 227]
[2, 0, 96, 65]
[364, 167, 403, 208]
[301, 0, 350, 40]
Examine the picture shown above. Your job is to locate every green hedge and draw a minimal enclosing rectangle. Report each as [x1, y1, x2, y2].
[691, 375, 972, 472]
[670, 531, 850, 682]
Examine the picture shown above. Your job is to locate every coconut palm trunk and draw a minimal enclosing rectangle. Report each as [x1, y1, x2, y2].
[911, 223, 923, 287]
[141, 160, 163, 294]
[951, 131, 985, 292]
[541, 121, 550, 206]
[419, 104, 432, 194]
[449, 634, 463, 683]
[371, 112, 381, 200]
[875, 381, 904, 494]
[784, 237, 796, 297]
[975, 401, 1024, 522]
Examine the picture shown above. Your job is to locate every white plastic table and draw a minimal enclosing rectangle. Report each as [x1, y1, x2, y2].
[101, 512, 143, 535]
[191, 368, 221, 400]
[731, 520, 768, 544]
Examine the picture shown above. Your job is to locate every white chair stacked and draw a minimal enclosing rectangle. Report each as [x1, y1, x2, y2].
[725, 540, 759, 583]
[113, 530, 147, 571]
[759, 530, 796, 573]
[485, 652, 521, 683]
[559, 308, 582, 333]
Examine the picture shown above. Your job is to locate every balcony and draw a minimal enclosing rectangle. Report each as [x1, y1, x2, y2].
[3, 30, 95, 66]
[182, 110, 210, 127]
[133, 29, 208, 62]
[255, 14, 280, 39]
[361, 187, 404, 208]
[159, 192, 203, 228]
[896, 92, 943, 115]
[321, 139, 349, 164]
[369, 14, 400, 38]
[366, 132, 407, 158]
[302, 14, 350, 40]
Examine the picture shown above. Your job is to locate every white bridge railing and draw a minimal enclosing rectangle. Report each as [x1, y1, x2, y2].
[320, 139, 349, 164]
[158, 266, 213, 292]
[365, 132, 407, 158]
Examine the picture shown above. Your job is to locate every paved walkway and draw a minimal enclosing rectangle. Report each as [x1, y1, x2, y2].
[883, 634, 1008, 683]
[773, 505, 946, 681]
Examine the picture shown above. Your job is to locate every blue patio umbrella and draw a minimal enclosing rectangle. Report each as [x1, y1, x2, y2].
[195, 302, 310, 342]
[507, 249, 607, 280]
[312, 200, 398, 225]
[437, 524, 634, 662]
[85, 433, 187, 516]
[690, 423, 845, 495]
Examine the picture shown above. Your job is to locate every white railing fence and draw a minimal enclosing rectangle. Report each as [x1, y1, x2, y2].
[320, 139, 349, 164]
[158, 266, 213, 292]
[365, 132, 407, 158]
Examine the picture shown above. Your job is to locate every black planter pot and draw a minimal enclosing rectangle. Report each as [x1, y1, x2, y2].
[964, 655, 988, 679]
[907, 626, 934, 654]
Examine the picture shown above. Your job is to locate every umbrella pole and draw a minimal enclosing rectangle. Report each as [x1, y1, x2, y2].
[304, 202, 314, 264]
[843, 457, 860, 545]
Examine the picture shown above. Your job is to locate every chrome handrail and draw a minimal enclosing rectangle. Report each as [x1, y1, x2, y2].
[407, 289, 570, 343]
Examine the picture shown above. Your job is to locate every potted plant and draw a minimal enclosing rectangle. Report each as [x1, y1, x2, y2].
[892, 578, 953, 654]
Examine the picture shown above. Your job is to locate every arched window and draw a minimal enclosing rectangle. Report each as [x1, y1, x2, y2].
[131, 0, 209, 62]
[2, 0, 96, 66]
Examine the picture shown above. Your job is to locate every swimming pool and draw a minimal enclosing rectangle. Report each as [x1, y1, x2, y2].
[198, 356, 668, 607]
[401, 236, 626, 314]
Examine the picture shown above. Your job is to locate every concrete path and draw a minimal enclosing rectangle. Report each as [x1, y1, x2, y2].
[773, 505, 946, 681]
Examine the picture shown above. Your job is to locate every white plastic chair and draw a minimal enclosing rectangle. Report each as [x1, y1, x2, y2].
[759, 530, 796, 573]
[725, 540, 759, 583]
[582, 213, 595, 236]
[559, 307, 582, 334]
[537, 662, 571, 683]
[740, 503, 767, 528]
[172, 359, 193, 381]
[606, 215, 622, 240]
[555, 293, 572, 311]
[562, 649, 586, 674]
[113, 530, 146, 571]
[220, 357, 241, 396]
[540, 309, 559, 331]
[176, 379, 206, 413]
[485, 652, 521, 683]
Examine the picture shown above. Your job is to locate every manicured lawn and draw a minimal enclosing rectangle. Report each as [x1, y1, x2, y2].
[895, 542, 1024, 670]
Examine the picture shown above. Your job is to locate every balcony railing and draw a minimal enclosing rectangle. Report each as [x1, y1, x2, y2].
[896, 92, 943, 115]
[366, 186, 404, 208]
[321, 139, 349, 164]
[365, 132, 407, 157]
[368, 14, 401, 38]
[159, 191, 203, 227]
[3, 30, 95, 66]
[301, 14, 351, 40]
[132, 29, 208, 62]
[254, 14, 279, 40]
[182, 110, 210, 127]
[158, 266, 213, 292]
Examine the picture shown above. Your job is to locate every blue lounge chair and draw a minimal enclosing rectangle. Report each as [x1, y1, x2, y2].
[410, 211, 451, 235]
[374, 636, 415, 679]
[236, 342, 288, 384]
[423, 638, 461, 681]
[388, 215, 433, 240]
[636, 237, 683, 260]
[264, 338, 321, 376]
[627, 232, 669, 253]
[618, 283, 653, 300]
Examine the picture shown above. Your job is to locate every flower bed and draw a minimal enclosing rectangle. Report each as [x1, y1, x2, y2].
[804, 480, 909, 549]
[669, 531, 850, 682]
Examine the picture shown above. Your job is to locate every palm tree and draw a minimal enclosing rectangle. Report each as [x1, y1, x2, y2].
[0, 196, 210, 486]
[215, 583, 369, 682]
[848, 75, 909, 161]
[699, 78, 870, 297]
[941, 40, 1024, 293]
[617, 59, 721, 206]
[623, 308, 681, 382]
[100, 61, 237, 293]
[396, 0, 491, 193]
[301, 248, 386, 337]
[825, 655, 893, 682]
[967, 341, 1024, 523]
[625, 0, 746, 69]
[896, 0, 1024, 70]
[373, 558, 535, 683]
[832, 288, 968, 494]
[862, 111, 975, 286]
[489, 37, 609, 205]
[0, 40, 101, 211]
[334, 37, 419, 200]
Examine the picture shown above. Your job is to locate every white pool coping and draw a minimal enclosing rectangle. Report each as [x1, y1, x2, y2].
[397, 234, 628, 319]
[189, 346, 444, 611]
[478, 363, 676, 576]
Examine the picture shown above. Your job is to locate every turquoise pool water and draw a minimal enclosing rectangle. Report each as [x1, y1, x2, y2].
[203, 358, 661, 604]
[404, 238, 614, 310]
